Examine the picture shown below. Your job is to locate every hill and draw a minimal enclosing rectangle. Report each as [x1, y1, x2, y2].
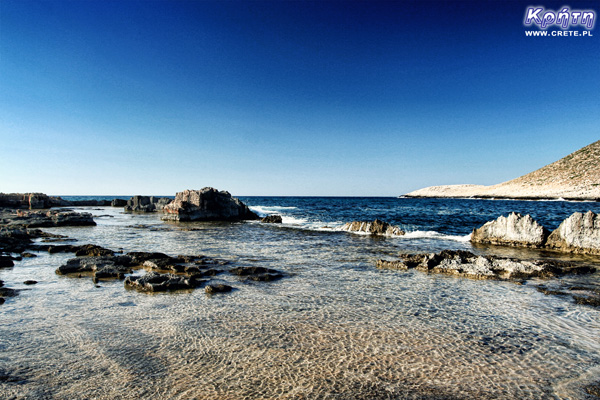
[404, 140, 600, 201]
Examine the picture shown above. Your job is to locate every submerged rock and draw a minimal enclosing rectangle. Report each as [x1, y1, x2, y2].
[230, 266, 284, 281]
[377, 250, 595, 280]
[546, 211, 600, 255]
[471, 212, 549, 248]
[261, 215, 283, 224]
[162, 188, 259, 222]
[205, 284, 233, 294]
[124, 272, 205, 292]
[341, 219, 405, 236]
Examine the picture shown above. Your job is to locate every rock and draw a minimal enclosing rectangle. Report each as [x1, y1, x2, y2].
[0, 256, 14, 269]
[6, 210, 96, 228]
[545, 211, 600, 255]
[230, 266, 284, 281]
[471, 212, 549, 248]
[21, 252, 37, 258]
[205, 284, 233, 294]
[110, 199, 128, 207]
[376, 260, 408, 270]
[124, 272, 205, 292]
[378, 250, 595, 280]
[0, 298, 4, 305]
[74, 244, 114, 257]
[23, 280, 37, 285]
[126, 251, 173, 265]
[162, 188, 259, 222]
[55, 255, 134, 276]
[0, 192, 51, 209]
[261, 215, 283, 223]
[341, 219, 405, 236]
[124, 196, 171, 212]
[0, 287, 18, 297]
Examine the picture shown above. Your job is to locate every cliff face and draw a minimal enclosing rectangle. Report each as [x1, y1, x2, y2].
[405, 140, 600, 200]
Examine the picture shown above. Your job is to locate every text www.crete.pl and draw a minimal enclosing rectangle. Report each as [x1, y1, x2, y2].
[525, 30, 593, 37]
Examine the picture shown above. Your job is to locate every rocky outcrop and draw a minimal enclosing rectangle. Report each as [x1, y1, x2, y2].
[546, 211, 600, 255]
[261, 215, 283, 223]
[471, 212, 549, 248]
[341, 219, 405, 236]
[0, 193, 53, 209]
[124, 196, 171, 212]
[377, 250, 594, 280]
[4, 210, 96, 228]
[110, 199, 128, 207]
[162, 188, 259, 222]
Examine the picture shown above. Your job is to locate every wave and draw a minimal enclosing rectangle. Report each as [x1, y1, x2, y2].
[401, 230, 472, 242]
[249, 205, 298, 217]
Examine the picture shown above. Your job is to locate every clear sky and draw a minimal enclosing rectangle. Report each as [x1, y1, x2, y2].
[1, 0, 599, 196]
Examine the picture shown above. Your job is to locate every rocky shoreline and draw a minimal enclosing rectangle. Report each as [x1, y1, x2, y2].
[2, 189, 600, 309]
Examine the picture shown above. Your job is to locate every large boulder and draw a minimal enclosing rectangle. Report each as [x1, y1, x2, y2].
[546, 211, 600, 255]
[471, 212, 549, 248]
[341, 219, 405, 236]
[162, 188, 259, 222]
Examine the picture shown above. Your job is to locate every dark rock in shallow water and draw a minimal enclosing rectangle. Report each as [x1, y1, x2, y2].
[56, 255, 134, 276]
[230, 266, 284, 281]
[124, 272, 205, 292]
[0, 256, 14, 269]
[0, 287, 18, 297]
[162, 188, 259, 222]
[205, 284, 233, 294]
[573, 295, 600, 307]
[377, 250, 595, 280]
[341, 219, 404, 236]
[471, 212, 549, 248]
[23, 280, 37, 285]
[261, 215, 283, 223]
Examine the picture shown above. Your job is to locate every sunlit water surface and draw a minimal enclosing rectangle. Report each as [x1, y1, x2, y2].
[1, 203, 600, 399]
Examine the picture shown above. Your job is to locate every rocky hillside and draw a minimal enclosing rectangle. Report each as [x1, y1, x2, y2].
[405, 140, 600, 201]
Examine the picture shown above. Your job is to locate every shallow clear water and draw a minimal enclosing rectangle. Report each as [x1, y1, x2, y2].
[1, 198, 600, 399]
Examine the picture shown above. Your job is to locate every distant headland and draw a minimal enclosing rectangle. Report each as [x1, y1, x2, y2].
[404, 140, 600, 201]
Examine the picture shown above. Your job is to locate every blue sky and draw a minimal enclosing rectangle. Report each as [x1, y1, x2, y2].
[1, 0, 599, 196]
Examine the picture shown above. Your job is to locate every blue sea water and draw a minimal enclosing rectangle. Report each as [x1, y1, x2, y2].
[63, 195, 600, 237]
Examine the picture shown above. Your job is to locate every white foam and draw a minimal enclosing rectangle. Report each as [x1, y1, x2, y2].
[401, 230, 472, 242]
[250, 205, 298, 217]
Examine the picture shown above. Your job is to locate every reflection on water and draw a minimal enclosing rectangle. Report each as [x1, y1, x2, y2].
[1, 207, 599, 399]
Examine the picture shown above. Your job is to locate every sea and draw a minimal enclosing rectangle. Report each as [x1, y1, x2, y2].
[1, 196, 599, 399]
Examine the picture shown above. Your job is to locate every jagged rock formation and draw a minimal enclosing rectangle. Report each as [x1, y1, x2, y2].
[162, 188, 259, 222]
[404, 140, 600, 200]
[0, 193, 55, 209]
[124, 196, 171, 212]
[546, 211, 600, 255]
[377, 250, 594, 280]
[471, 212, 550, 248]
[472, 211, 600, 255]
[341, 219, 405, 236]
